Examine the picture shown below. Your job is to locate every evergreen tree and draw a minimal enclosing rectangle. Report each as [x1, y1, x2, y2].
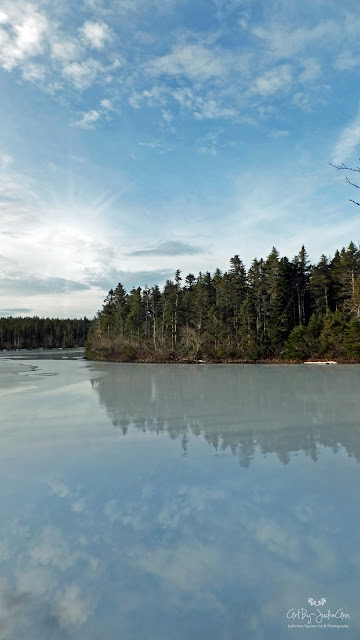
[292, 245, 311, 325]
[309, 255, 331, 315]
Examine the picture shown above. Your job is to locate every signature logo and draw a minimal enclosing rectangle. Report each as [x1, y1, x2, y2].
[287, 596, 350, 629]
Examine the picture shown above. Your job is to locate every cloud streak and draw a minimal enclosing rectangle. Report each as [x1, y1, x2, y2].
[332, 107, 360, 163]
[128, 241, 205, 256]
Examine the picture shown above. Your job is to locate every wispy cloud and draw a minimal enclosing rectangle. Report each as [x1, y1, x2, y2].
[62, 58, 103, 90]
[252, 20, 339, 62]
[0, 153, 13, 168]
[128, 240, 205, 256]
[72, 109, 101, 129]
[268, 129, 289, 140]
[72, 98, 115, 129]
[298, 58, 321, 84]
[0, 277, 89, 295]
[0, 308, 31, 317]
[250, 64, 292, 97]
[332, 107, 360, 163]
[146, 42, 230, 81]
[334, 51, 360, 71]
[89, 269, 175, 291]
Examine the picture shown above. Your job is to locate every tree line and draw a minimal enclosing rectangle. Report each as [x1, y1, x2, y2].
[0, 317, 91, 350]
[85, 241, 360, 362]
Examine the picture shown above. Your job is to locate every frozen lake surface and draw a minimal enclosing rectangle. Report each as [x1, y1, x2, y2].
[0, 350, 359, 639]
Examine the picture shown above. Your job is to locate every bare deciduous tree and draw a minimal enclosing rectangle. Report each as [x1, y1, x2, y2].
[331, 161, 360, 205]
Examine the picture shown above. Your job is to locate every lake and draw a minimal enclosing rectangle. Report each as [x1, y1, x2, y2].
[0, 350, 359, 639]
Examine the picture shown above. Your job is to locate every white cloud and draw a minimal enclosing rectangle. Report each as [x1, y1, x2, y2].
[268, 129, 289, 140]
[100, 98, 113, 110]
[0, 153, 13, 168]
[0, 169, 38, 225]
[161, 108, 173, 122]
[0, 161, 135, 316]
[72, 99, 115, 128]
[251, 64, 292, 96]
[292, 91, 311, 111]
[62, 58, 103, 90]
[72, 109, 101, 129]
[128, 85, 167, 109]
[334, 50, 360, 71]
[197, 130, 223, 155]
[146, 42, 229, 81]
[138, 140, 161, 148]
[332, 108, 360, 163]
[298, 58, 321, 84]
[79, 20, 112, 50]
[252, 20, 339, 62]
[51, 38, 82, 62]
[22, 62, 46, 83]
[0, 6, 48, 71]
[171, 86, 236, 120]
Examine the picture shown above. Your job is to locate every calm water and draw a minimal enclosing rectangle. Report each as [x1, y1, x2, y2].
[0, 351, 359, 639]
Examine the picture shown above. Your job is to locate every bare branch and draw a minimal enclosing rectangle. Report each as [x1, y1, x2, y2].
[346, 176, 360, 189]
[330, 161, 360, 172]
[331, 160, 360, 205]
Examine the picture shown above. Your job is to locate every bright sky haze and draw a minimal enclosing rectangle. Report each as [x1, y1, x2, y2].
[1, 0, 360, 318]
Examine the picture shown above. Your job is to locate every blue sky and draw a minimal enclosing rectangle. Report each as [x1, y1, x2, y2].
[1, 0, 360, 318]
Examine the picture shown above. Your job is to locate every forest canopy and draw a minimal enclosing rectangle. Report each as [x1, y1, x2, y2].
[85, 242, 360, 363]
[0, 317, 91, 350]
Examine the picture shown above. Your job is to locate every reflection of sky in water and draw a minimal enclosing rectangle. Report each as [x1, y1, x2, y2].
[0, 354, 359, 638]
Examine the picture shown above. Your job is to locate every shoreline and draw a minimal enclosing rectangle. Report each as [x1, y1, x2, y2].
[1, 348, 358, 365]
[83, 354, 359, 365]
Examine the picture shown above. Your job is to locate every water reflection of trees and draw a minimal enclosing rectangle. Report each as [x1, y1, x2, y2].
[89, 364, 360, 467]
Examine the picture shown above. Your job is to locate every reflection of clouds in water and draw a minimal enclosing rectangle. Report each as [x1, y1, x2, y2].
[156, 486, 225, 529]
[47, 478, 71, 498]
[71, 499, 86, 513]
[0, 459, 359, 637]
[0, 578, 92, 637]
[15, 567, 53, 597]
[51, 584, 91, 628]
[1, 360, 359, 637]
[0, 513, 99, 638]
[47, 477, 86, 514]
[104, 498, 121, 525]
[135, 542, 228, 592]
[30, 525, 78, 570]
[253, 517, 301, 562]
[113, 477, 358, 636]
